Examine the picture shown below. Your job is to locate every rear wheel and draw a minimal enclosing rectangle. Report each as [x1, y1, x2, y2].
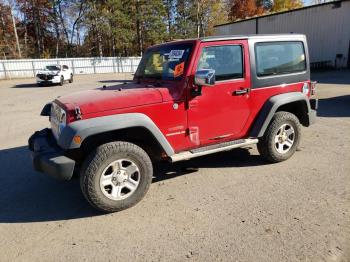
[80, 141, 153, 212]
[257, 111, 301, 163]
[69, 74, 73, 83]
[59, 76, 64, 86]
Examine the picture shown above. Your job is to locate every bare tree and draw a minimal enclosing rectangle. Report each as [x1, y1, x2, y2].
[9, 2, 22, 57]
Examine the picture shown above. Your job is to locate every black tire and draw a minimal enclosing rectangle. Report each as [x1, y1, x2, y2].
[69, 74, 73, 83]
[59, 76, 64, 86]
[80, 141, 153, 213]
[37, 83, 42, 87]
[257, 111, 301, 163]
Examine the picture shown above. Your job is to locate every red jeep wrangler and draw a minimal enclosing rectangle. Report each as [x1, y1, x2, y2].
[29, 34, 317, 212]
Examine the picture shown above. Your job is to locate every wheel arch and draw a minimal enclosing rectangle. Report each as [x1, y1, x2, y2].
[276, 100, 309, 126]
[58, 113, 175, 159]
[250, 92, 311, 138]
[79, 126, 167, 161]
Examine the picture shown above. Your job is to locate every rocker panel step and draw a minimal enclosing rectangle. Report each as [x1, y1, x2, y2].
[170, 138, 258, 162]
[190, 139, 245, 154]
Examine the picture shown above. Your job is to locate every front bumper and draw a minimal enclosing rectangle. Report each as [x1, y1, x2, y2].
[36, 77, 61, 84]
[309, 98, 318, 125]
[28, 128, 75, 181]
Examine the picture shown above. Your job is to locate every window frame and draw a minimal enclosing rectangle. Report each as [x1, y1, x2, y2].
[254, 41, 307, 78]
[197, 44, 245, 83]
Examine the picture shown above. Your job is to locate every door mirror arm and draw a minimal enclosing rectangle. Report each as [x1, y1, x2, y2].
[191, 85, 202, 97]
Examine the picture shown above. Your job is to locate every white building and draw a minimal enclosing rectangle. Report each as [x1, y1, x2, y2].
[215, 0, 350, 69]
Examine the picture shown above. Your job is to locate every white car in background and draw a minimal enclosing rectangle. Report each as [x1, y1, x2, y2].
[36, 65, 73, 86]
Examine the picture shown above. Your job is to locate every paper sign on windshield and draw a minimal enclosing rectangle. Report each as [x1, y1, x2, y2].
[174, 62, 185, 78]
[169, 50, 184, 60]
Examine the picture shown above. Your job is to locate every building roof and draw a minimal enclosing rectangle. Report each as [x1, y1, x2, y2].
[214, 0, 348, 28]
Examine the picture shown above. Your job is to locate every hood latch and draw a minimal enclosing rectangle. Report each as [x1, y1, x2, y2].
[74, 106, 82, 120]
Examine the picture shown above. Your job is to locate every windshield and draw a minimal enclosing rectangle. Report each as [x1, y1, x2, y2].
[135, 43, 193, 81]
[45, 65, 60, 71]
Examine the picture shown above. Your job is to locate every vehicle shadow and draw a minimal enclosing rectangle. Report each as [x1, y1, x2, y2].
[154, 148, 266, 183]
[311, 69, 350, 85]
[317, 95, 350, 118]
[0, 146, 100, 223]
[13, 83, 41, 88]
[0, 145, 264, 223]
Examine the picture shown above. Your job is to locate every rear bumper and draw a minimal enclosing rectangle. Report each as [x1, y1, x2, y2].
[28, 128, 75, 181]
[309, 98, 318, 125]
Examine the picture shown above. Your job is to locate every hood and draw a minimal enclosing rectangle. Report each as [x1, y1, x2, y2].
[56, 83, 164, 115]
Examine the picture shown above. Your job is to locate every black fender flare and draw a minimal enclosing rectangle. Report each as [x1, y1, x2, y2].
[249, 92, 312, 138]
[58, 113, 175, 156]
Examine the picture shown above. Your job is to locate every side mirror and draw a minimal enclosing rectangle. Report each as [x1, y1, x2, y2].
[194, 69, 215, 87]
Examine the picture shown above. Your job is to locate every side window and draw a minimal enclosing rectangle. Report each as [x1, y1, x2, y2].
[255, 41, 306, 77]
[62, 65, 69, 70]
[197, 45, 243, 81]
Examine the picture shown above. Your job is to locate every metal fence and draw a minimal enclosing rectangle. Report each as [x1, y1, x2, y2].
[0, 57, 141, 80]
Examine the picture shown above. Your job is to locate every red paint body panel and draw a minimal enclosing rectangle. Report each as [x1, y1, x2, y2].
[57, 85, 163, 114]
[55, 38, 311, 154]
[244, 82, 307, 137]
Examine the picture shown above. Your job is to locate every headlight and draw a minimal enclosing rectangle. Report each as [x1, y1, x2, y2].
[51, 102, 66, 139]
[58, 112, 66, 134]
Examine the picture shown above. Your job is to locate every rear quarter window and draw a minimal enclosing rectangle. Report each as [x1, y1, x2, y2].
[255, 41, 306, 77]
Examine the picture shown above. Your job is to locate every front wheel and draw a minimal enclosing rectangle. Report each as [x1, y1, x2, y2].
[69, 74, 73, 83]
[59, 76, 64, 86]
[257, 111, 301, 163]
[80, 141, 153, 212]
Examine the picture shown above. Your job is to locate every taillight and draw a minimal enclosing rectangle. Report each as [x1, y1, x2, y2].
[310, 81, 317, 96]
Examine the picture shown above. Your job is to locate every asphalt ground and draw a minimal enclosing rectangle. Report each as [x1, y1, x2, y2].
[0, 71, 349, 262]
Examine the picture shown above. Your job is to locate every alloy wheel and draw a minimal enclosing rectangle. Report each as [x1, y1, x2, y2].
[99, 159, 140, 200]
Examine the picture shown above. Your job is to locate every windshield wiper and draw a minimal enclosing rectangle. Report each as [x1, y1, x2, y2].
[153, 81, 162, 87]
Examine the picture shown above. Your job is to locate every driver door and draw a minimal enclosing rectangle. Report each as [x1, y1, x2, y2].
[187, 40, 251, 146]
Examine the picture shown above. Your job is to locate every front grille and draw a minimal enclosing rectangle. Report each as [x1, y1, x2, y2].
[50, 103, 66, 140]
[51, 103, 60, 122]
[37, 74, 54, 80]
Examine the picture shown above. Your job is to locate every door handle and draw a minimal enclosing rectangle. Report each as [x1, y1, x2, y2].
[233, 88, 250, 95]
